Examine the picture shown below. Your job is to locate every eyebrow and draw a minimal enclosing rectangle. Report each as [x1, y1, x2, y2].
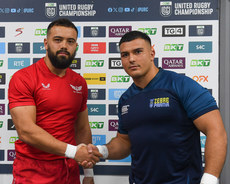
[53, 36, 76, 42]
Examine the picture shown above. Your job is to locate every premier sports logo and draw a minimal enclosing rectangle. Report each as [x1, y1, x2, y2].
[45, 3, 57, 18]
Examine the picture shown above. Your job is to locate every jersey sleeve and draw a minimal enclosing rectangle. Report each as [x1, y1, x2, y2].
[174, 75, 218, 120]
[118, 95, 129, 134]
[8, 70, 35, 109]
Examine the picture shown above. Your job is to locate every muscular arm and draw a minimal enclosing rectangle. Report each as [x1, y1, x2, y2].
[193, 109, 227, 178]
[106, 132, 131, 159]
[10, 105, 67, 156]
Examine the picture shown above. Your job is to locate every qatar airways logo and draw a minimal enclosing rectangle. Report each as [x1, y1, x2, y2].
[162, 57, 185, 69]
[109, 26, 132, 37]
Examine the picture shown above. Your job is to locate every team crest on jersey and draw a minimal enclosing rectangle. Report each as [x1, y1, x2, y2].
[121, 105, 130, 115]
[70, 84, 82, 93]
[41, 83, 51, 90]
[150, 97, 170, 108]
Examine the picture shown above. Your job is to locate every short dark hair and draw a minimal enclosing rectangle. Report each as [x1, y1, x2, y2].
[47, 18, 78, 37]
[119, 30, 151, 46]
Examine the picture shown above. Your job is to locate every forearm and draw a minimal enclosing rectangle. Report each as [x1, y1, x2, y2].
[75, 125, 92, 145]
[105, 133, 131, 160]
[203, 132, 227, 177]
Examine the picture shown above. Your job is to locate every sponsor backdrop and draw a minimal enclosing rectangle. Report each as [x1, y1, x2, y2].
[0, 0, 219, 174]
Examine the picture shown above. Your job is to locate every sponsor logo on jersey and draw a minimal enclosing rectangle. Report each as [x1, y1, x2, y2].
[192, 76, 208, 82]
[160, 1, 172, 17]
[70, 85, 82, 93]
[149, 97, 169, 108]
[88, 104, 106, 115]
[70, 58, 81, 69]
[0, 43, 5, 54]
[0, 89, 5, 99]
[35, 29, 47, 36]
[0, 73, 6, 84]
[109, 104, 118, 115]
[121, 105, 130, 115]
[15, 28, 24, 37]
[8, 42, 30, 54]
[109, 58, 123, 69]
[111, 75, 130, 83]
[190, 59, 210, 67]
[85, 60, 104, 67]
[45, 3, 57, 18]
[164, 44, 184, 51]
[109, 26, 132, 37]
[84, 26, 106, 37]
[189, 25, 212, 36]
[0, 27, 5, 38]
[8, 119, 16, 130]
[9, 137, 19, 144]
[108, 120, 118, 131]
[0, 104, 5, 115]
[189, 42, 212, 53]
[92, 135, 106, 145]
[109, 89, 126, 100]
[8, 58, 30, 69]
[41, 83, 51, 90]
[138, 28, 157, 35]
[8, 150, 16, 161]
[162, 25, 185, 37]
[109, 42, 120, 53]
[162, 57, 185, 69]
[89, 122, 104, 129]
[88, 89, 106, 100]
[0, 150, 4, 161]
[83, 42, 106, 54]
[83, 73, 106, 85]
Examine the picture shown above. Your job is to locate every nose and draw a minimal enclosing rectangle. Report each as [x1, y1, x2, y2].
[61, 40, 68, 49]
[129, 53, 135, 63]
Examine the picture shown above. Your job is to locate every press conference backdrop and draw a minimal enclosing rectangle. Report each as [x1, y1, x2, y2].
[0, 0, 219, 175]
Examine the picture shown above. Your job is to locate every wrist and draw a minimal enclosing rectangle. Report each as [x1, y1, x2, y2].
[200, 173, 219, 184]
[83, 168, 94, 177]
[65, 144, 77, 159]
[96, 145, 109, 159]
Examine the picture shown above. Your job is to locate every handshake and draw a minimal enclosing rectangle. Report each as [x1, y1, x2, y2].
[71, 144, 108, 168]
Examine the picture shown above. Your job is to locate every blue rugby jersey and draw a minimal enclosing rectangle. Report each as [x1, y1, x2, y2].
[118, 68, 218, 184]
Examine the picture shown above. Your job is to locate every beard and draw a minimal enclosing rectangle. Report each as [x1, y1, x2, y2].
[47, 47, 76, 69]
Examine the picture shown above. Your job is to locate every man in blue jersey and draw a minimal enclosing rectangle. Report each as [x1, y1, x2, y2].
[86, 31, 227, 184]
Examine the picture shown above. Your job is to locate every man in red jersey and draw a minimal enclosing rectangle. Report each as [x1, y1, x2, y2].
[8, 18, 101, 184]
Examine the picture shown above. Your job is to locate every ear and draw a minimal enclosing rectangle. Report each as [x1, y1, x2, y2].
[151, 44, 155, 59]
[44, 38, 48, 50]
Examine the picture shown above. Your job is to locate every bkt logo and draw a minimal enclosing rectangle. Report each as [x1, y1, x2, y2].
[162, 25, 185, 37]
[164, 44, 184, 51]
[189, 42, 212, 53]
[192, 76, 208, 82]
[138, 28, 157, 35]
[0, 60, 3, 67]
[109, 89, 126, 100]
[92, 135, 106, 145]
[35, 29, 47, 36]
[190, 59, 210, 67]
[87, 104, 106, 116]
[8, 58, 30, 69]
[109, 58, 123, 69]
[9, 136, 19, 143]
[111, 75, 130, 82]
[85, 60, 104, 67]
[0, 121, 3, 128]
[89, 122, 104, 129]
[109, 120, 119, 131]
